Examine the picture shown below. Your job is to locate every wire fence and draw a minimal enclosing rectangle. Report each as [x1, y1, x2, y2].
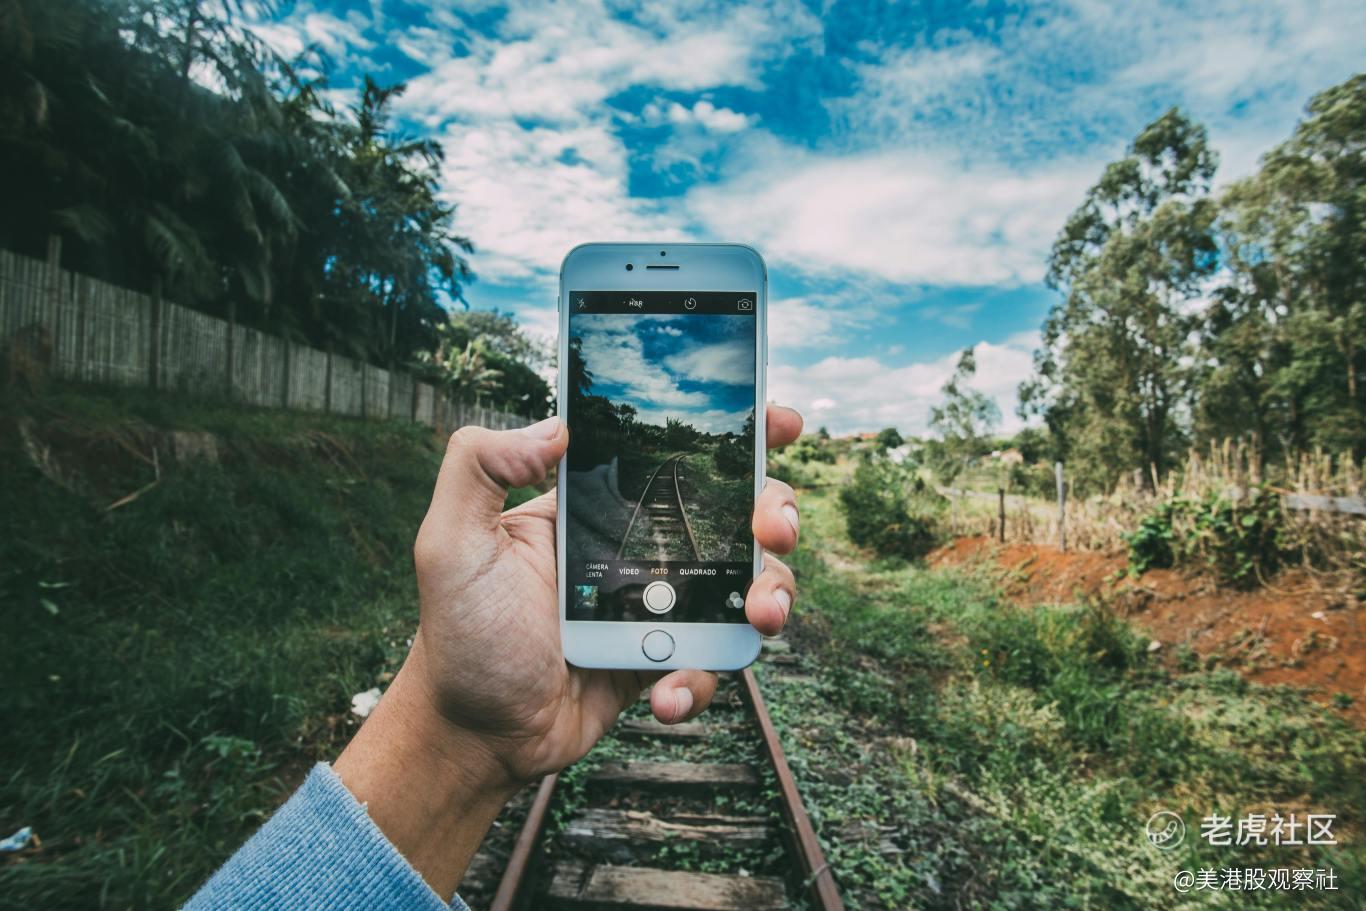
[942, 446, 1364, 574]
[0, 238, 527, 432]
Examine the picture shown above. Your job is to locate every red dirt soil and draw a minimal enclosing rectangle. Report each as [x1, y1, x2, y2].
[930, 536, 1365, 726]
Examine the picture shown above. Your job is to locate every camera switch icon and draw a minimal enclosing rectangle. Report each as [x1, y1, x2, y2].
[736, 298, 753, 311]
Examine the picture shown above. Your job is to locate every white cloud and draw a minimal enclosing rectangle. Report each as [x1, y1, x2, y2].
[644, 99, 756, 133]
[689, 148, 1096, 286]
[433, 118, 680, 281]
[832, 0, 1364, 182]
[248, 6, 375, 64]
[389, 0, 818, 282]
[665, 339, 755, 386]
[770, 331, 1040, 437]
[768, 295, 847, 354]
[576, 315, 711, 411]
[632, 406, 752, 435]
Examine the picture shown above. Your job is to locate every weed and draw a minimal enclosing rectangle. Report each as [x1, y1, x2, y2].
[763, 486, 1366, 910]
[0, 384, 443, 909]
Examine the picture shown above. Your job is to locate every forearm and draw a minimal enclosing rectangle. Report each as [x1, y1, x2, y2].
[333, 636, 523, 901]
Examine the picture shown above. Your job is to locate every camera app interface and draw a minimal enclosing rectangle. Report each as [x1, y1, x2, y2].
[565, 290, 757, 623]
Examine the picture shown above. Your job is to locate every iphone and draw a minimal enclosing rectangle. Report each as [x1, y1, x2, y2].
[557, 243, 766, 670]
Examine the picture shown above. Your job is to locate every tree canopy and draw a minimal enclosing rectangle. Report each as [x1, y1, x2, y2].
[0, 0, 537, 389]
[1022, 109, 1219, 489]
[1020, 77, 1365, 490]
[927, 347, 999, 483]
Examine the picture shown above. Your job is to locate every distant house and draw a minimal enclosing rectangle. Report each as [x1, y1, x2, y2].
[989, 448, 1024, 465]
[887, 444, 913, 465]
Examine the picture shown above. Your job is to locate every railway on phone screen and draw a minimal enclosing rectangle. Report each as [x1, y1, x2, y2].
[464, 452, 844, 910]
[616, 454, 701, 562]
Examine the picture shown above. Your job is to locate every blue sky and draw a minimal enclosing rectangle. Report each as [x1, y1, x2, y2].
[249, 0, 1364, 435]
[574, 313, 756, 434]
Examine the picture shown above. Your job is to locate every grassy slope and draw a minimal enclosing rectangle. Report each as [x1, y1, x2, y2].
[758, 486, 1365, 910]
[0, 385, 537, 910]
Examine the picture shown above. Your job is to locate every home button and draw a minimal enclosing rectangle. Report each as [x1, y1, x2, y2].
[641, 629, 675, 662]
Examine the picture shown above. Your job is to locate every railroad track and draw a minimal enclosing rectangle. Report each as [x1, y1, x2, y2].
[474, 450, 842, 911]
[616, 455, 700, 562]
[483, 661, 843, 911]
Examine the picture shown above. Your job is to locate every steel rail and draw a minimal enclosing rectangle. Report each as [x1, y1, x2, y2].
[739, 668, 845, 911]
[487, 772, 558, 911]
[489, 454, 842, 910]
[614, 454, 682, 560]
[672, 455, 702, 562]
[486, 673, 844, 911]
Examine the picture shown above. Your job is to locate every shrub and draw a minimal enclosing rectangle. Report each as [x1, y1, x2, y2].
[838, 458, 943, 558]
[1123, 501, 1180, 575]
[713, 435, 751, 478]
[1124, 487, 1290, 587]
[766, 452, 824, 488]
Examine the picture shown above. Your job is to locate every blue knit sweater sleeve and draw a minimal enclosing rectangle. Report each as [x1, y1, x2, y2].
[184, 763, 472, 911]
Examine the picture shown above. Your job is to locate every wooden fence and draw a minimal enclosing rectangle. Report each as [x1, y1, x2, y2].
[0, 242, 527, 432]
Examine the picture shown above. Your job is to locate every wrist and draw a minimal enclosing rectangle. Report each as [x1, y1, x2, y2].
[333, 642, 520, 900]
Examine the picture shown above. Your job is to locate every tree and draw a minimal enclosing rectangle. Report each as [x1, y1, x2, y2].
[1021, 108, 1219, 490]
[1204, 76, 1366, 459]
[875, 427, 904, 450]
[419, 310, 551, 417]
[0, 0, 479, 374]
[415, 325, 500, 405]
[927, 348, 999, 483]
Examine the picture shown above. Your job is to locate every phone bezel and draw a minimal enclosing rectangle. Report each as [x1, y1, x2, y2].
[557, 242, 767, 671]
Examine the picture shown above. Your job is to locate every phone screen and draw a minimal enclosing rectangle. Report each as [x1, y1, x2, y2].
[564, 290, 757, 623]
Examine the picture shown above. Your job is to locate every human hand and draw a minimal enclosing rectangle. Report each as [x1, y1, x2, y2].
[334, 404, 803, 899]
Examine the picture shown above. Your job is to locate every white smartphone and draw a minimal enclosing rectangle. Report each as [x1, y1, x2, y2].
[557, 243, 767, 671]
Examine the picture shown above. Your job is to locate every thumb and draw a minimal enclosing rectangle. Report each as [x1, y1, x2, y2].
[425, 417, 567, 533]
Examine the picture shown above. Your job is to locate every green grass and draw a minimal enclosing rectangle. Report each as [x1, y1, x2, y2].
[0, 384, 543, 910]
[7, 385, 1362, 909]
[762, 486, 1366, 910]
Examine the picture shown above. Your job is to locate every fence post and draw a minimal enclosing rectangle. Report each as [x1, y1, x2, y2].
[997, 487, 1006, 543]
[281, 340, 291, 409]
[360, 364, 368, 420]
[75, 273, 89, 381]
[323, 346, 333, 413]
[149, 276, 162, 390]
[1055, 461, 1066, 552]
[224, 300, 237, 398]
[44, 233, 62, 343]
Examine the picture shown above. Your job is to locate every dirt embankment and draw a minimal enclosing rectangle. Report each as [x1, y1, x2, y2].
[930, 537, 1364, 725]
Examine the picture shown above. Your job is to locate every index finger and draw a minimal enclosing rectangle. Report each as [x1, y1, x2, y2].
[765, 404, 803, 449]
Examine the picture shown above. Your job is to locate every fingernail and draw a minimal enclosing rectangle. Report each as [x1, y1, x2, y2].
[524, 416, 561, 439]
[673, 687, 694, 722]
[773, 588, 792, 618]
[782, 504, 800, 535]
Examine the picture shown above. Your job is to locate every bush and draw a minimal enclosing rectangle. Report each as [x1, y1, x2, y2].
[1123, 501, 1179, 574]
[1124, 487, 1290, 587]
[766, 452, 824, 487]
[838, 458, 943, 558]
[713, 434, 751, 478]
